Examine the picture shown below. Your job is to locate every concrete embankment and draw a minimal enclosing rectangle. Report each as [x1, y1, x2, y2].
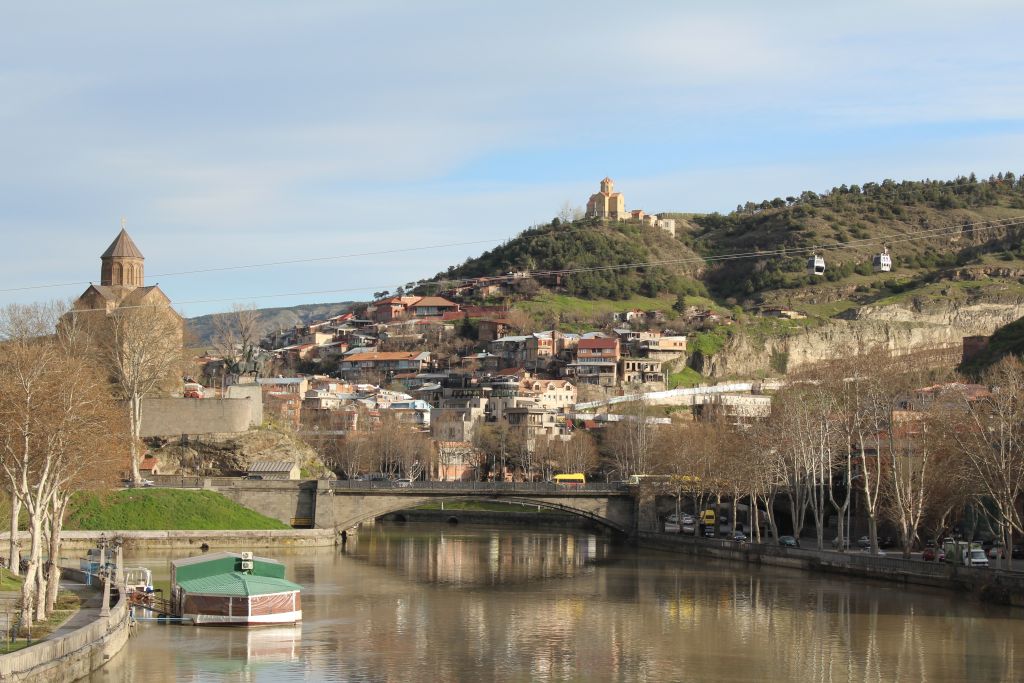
[0, 568, 131, 682]
[40, 528, 337, 552]
[639, 532, 1024, 607]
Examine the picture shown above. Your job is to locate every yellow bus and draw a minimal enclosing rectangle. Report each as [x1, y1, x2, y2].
[553, 473, 586, 487]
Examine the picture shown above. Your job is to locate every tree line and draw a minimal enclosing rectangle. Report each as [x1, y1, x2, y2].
[0, 301, 181, 630]
[635, 352, 1024, 561]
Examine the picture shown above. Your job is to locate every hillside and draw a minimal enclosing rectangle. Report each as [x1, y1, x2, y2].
[435, 220, 708, 300]
[432, 174, 1024, 309]
[691, 174, 1024, 302]
[426, 173, 1024, 377]
[187, 301, 355, 347]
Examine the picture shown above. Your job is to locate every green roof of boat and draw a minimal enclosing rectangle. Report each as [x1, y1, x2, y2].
[177, 571, 301, 598]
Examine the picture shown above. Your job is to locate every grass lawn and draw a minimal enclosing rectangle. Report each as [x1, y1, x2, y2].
[0, 591, 80, 654]
[667, 367, 703, 389]
[0, 569, 22, 591]
[66, 489, 291, 531]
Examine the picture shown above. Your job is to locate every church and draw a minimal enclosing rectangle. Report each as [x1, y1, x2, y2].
[73, 226, 180, 319]
[585, 177, 626, 220]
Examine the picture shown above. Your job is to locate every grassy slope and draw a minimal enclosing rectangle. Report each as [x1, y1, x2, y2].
[66, 489, 290, 531]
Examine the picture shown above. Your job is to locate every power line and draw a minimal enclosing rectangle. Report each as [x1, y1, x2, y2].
[0, 236, 509, 294]
[4, 174, 1019, 296]
[152, 213, 1023, 314]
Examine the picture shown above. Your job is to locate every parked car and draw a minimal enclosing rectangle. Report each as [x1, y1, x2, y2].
[778, 536, 799, 548]
[988, 543, 1006, 559]
[857, 536, 872, 549]
[395, 478, 414, 488]
[680, 514, 695, 525]
[681, 523, 696, 535]
[731, 531, 748, 543]
[922, 547, 946, 562]
[1012, 545, 1024, 560]
[243, 474, 263, 481]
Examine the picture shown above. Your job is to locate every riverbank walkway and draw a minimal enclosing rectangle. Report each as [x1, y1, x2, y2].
[44, 578, 104, 641]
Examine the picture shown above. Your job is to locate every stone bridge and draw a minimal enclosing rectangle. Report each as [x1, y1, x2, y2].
[151, 478, 659, 536]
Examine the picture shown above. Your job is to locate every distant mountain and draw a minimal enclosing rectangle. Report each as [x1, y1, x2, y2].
[186, 301, 356, 348]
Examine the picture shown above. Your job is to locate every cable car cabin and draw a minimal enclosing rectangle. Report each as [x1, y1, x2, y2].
[872, 248, 892, 273]
[807, 254, 826, 276]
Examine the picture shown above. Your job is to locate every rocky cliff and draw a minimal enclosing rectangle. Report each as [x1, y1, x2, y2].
[706, 298, 1024, 378]
[146, 426, 333, 477]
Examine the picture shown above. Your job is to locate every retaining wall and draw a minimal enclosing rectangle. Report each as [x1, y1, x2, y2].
[639, 532, 1024, 607]
[45, 528, 337, 553]
[0, 574, 130, 682]
[140, 396, 257, 437]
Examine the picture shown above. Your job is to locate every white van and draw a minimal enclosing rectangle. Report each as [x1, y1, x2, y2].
[943, 540, 989, 567]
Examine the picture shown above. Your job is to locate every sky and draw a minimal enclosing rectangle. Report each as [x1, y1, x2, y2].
[2, 1, 1024, 317]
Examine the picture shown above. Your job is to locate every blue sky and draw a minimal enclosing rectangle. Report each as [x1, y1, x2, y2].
[2, 1, 1024, 316]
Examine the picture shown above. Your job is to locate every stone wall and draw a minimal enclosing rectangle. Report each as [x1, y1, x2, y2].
[0, 578, 131, 682]
[140, 396, 258, 437]
[54, 528, 336, 552]
[638, 532, 1024, 607]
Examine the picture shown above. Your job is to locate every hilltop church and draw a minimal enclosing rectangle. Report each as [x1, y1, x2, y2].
[73, 226, 179, 319]
[584, 177, 676, 236]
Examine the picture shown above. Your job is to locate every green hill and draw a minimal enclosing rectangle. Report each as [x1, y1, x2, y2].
[431, 173, 1024, 315]
[435, 219, 708, 301]
[66, 489, 290, 530]
[691, 174, 1024, 300]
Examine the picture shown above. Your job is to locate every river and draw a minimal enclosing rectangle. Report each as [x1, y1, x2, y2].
[93, 523, 1023, 682]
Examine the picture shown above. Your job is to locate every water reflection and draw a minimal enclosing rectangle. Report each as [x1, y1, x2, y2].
[94, 524, 1023, 682]
[346, 524, 610, 586]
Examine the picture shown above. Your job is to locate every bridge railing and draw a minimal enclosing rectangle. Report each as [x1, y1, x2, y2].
[328, 480, 630, 493]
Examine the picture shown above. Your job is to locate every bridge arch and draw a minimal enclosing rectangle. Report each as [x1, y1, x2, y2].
[326, 493, 633, 535]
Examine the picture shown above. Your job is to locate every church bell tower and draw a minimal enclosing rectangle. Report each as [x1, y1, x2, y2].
[100, 221, 145, 289]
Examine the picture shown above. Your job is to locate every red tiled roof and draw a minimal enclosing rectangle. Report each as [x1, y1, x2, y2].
[413, 296, 458, 308]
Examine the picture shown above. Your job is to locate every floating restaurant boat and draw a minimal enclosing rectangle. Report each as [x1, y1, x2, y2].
[170, 551, 302, 626]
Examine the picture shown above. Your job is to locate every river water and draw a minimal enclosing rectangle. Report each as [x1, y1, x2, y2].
[93, 523, 1023, 682]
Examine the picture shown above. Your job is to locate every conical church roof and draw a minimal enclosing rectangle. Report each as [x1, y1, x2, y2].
[101, 229, 144, 259]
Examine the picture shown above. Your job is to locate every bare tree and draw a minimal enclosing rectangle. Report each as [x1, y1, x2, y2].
[84, 302, 183, 484]
[362, 413, 431, 479]
[567, 431, 600, 476]
[947, 357, 1024, 564]
[211, 304, 261, 362]
[0, 303, 124, 626]
[602, 400, 659, 479]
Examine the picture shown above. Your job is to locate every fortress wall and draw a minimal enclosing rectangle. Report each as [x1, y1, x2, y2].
[140, 397, 256, 437]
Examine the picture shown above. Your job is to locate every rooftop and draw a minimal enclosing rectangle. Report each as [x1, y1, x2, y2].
[177, 571, 301, 598]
